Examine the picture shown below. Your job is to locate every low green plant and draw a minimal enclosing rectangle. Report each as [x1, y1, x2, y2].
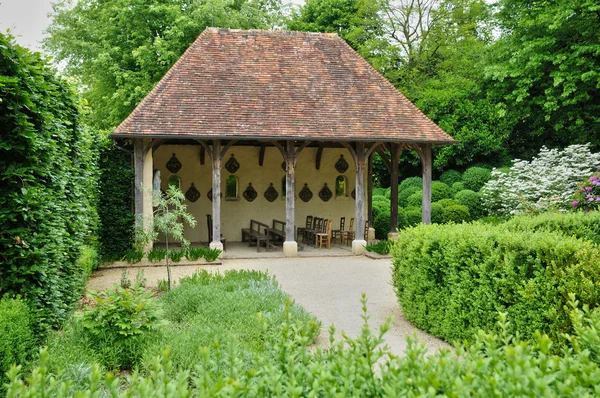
[134, 269, 147, 288]
[157, 279, 169, 292]
[407, 190, 422, 207]
[454, 189, 485, 219]
[399, 176, 423, 191]
[167, 249, 185, 263]
[435, 198, 460, 209]
[372, 187, 386, 196]
[372, 199, 391, 222]
[80, 285, 163, 370]
[392, 222, 600, 350]
[404, 206, 422, 226]
[451, 181, 465, 194]
[203, 248, 222, 262]
[431, 181, 453, 202]
[439, 169, 462, 186]
[77, 246, 99, 278]
[147, 247, 167, 263]
[462, 166, 492, 191]
[123, 249, 144, 264]
[441, 204, 470, 223]
[430, 202, 443, 224]
[120, 269, 131, 289]
[366, 240, 391, 255]
[0, 296, 36, 388]
[185, 247, 205, 261]
[397, 186, 419, 207]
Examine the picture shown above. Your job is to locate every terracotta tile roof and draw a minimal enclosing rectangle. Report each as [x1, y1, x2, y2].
[114, 28, 455, 144]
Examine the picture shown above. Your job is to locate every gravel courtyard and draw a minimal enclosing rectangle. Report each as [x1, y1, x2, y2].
[88, 256, 450, 356]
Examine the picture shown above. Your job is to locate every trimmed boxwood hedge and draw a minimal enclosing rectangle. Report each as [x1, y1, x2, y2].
[0, 296, 35, 387]
[392, 222, 600, 350]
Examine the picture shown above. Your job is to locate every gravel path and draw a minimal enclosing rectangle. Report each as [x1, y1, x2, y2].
[88, 256, 450, 356]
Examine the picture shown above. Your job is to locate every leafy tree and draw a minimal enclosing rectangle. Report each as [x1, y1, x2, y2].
[486, 0, 600, 157]
[46, 0, 285, 129]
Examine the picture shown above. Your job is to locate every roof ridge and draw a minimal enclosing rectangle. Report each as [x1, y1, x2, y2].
[205, 27, 339, 38]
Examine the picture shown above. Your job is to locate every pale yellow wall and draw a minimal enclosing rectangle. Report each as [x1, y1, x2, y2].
[153, 144, 368, 243]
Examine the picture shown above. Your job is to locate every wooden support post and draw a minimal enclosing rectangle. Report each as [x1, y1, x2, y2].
[355, 142, 366, 251]
[211, 140, 223, 250]
[367, 153, 373, 225]
[420, 144, 433, 224]
[389, 143, 401, 233]
[134, 139, 144, 220]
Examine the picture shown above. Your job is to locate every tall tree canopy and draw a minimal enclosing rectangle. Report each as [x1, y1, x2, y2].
[46, 0, 285, 129]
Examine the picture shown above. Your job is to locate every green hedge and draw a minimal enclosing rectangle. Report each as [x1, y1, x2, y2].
[398, 186, 419, 207]
[0, 34, 98, 330]
[0, 296, 35, 387]
[504, 211, 600, 246]
[392, 222, 600, 349]
[462, 167, 492, 191]
[455, 189, 484, 219]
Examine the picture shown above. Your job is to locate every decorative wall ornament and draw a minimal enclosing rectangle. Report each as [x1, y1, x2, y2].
[351, 188, 356, 200]
[225, 154, 240, 174]
[299, 183, 313, 202]
[185, 183, 200, 202]
[264, 183, 279, 202]
[166, 153, 182, 173]
[335, 154, 349, 173]
[243, 183, 258, 202]
[319, 183, 333, 202]
[207, 188, 222, 202]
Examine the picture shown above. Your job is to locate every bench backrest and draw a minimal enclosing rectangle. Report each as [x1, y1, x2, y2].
[250, 219, 270, 234]
[272, 219, 286, 231]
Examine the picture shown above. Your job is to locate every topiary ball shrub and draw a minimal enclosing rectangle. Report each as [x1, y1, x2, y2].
[462, 167, 492, 191]
[435, 198, 460, 209]
[399, 177, 423, 192]
[372, 200, 391, 221]
[431, 202, 443, 224]
[391, 223, 600, 349]
[454, 189, 485, 219]
[405, 207, 422, 226]
[451, 182, 465, 195]
[407, 191, 423, 208]
[384, 187, 392, 199]
[374, 212, 391, 239]
[372, 195, 388, 204]
[0, 296, 36, 384]
[439, 170, 462, 186]
[372, 187, 386, 197]
[398, 186, 419, 207]
[442, 204, 470, 223]
[431, 181, 453, 202]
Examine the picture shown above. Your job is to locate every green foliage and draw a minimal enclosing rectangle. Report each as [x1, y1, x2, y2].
[405, 206, 422, 227]
[134, 270, 147, 289]
[123, 250, 144, 264]
[185, 247, 205, 262]
[167, 249, 185, 263]
[372, 187, 386, 196]
[451, 181, 465, 195]
[0, 296, 35, 387]
[430, 202, 444, 224]
[392, 222, 600, 349]
[398, 186, 419, 207]
[442, 204, 470, 223]
[436, 198, 460, 209]
[97, 142, 134, 261]
[373, 212, 391, 239]
[504, 211, 600, 247]
[81, 285, 163, 370]
[12, 296, 600, 396]
[203, 248, 222, 262]
[77, 246, 99, 278]
[462, 166, 492, 191]
[120, 270, 131, 289]
[365, 240, 391, 255]
[431, 181, 453, 202]
[0, 33, 98, 331]
[371, 199, 390, 222]
[147, 247, 167, 263]
[157, 279, 169, 293]
[399, 177, 423, 192]
[455, 189, 485, 219]
[407, 190, 423, 208]
[439, 170, 462, 186]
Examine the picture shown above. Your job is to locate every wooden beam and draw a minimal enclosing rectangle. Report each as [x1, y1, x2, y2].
[259, 143, 266, 166]
[210, 140, 223, 249]
[200, 145, 205, 165]
[143, 138, 165, 157]
[315, 144, 324, 170]
[420, 144, 433, 225]
[375, 148, 392, 172]
[368, 153, 373, 225]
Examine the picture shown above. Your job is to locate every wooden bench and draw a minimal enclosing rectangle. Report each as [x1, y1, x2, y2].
[270, 219, 286, 242]
[241, 219, 272, 252]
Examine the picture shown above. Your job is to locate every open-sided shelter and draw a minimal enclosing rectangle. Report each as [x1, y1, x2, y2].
[113, 28, 455, 256]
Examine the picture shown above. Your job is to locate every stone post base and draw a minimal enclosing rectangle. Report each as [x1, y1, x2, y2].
[283, 241, 298, 257]
[387, 232, 399, 241]
[352, 239, 367, 255]
[368, 227, 376, 242]
[209, 241, 224, 258]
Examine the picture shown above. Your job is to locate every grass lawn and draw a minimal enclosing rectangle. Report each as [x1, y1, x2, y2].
[41, 270, 320, 390]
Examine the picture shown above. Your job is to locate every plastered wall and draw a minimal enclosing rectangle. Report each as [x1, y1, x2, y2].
[152, 144, 368, 243]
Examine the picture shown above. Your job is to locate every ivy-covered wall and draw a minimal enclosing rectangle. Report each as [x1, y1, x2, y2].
[0, 34, 99, 331]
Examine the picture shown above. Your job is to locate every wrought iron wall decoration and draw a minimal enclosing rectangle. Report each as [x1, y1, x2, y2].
[335, 154, 349, 173]
[225, 154, 240, 174]
[319, 183, 333, 202]
[185, 183, 200, 202]
[351, 188, 356, 200]
[166, 153, 182, 173]
[264, 183, 279, 202]
[299, 183, 313, 202]
[243, 183, 258, 202]
[207, 188, 222, 202]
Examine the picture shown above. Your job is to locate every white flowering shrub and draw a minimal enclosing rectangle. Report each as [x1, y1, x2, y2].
[482, 144, 600, 215]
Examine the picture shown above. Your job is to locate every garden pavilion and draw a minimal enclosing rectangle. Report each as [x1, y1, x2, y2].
[113, 28, 456, 256]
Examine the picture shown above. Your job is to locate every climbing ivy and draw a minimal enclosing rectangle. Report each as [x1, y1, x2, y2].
[0, 33, 99, 331]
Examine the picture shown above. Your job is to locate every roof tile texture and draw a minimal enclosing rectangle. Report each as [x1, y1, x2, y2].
[114, 28, 455, 144]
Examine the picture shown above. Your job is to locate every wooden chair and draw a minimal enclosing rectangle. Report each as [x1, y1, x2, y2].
[297, 215, 313, 243]
[332, 217, 345, 244]
[343, 217, 355, 245]
[308, 217, 322, 245]
[206, 214, 226, 250]
[316, 219, 333, 248]
[322, 219, 329, 233]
